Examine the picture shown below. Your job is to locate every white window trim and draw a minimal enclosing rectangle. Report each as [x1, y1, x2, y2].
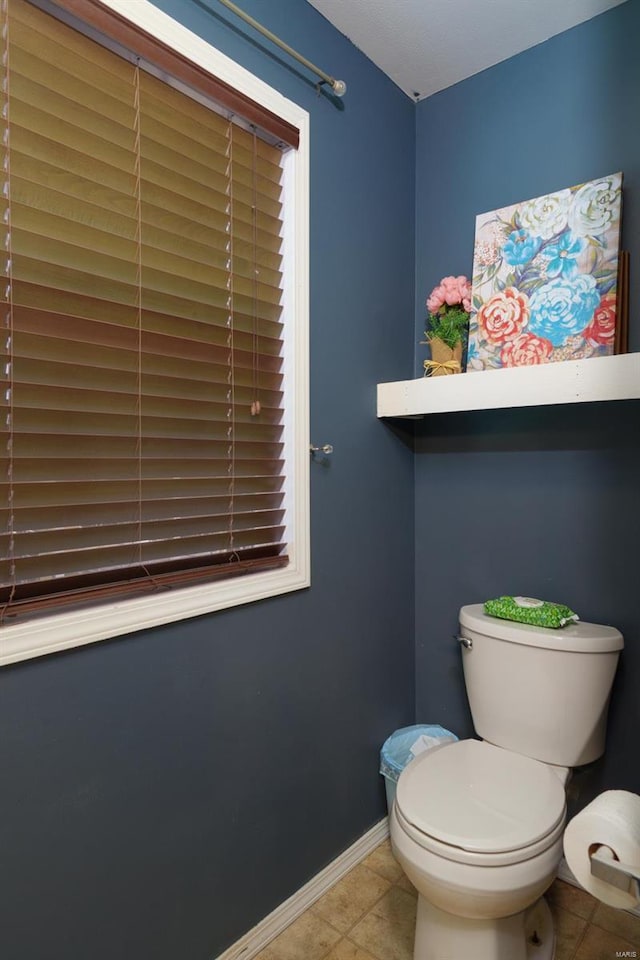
[0, 0, 310, 667]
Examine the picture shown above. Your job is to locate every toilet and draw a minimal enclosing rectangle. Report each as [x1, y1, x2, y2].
[390, 602, 623, 960]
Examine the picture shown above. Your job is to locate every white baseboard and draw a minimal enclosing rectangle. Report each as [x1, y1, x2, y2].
[215, 818, 390, 960]
[556, 856, 640, 919]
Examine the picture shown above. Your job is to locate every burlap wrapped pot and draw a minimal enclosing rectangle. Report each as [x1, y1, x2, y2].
[423, 337, 463, 377]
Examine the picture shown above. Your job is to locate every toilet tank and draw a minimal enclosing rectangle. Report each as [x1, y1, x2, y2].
[458, 604, 623, 767]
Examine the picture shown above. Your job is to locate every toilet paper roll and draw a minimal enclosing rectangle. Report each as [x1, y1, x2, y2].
[564, 790, 640, 909]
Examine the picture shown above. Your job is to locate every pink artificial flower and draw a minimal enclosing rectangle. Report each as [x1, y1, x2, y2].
[426, 275, 471, 314]
[457, 275, 472, 312]
[444, 286, 461, 306]
[426, 285, 446, 313]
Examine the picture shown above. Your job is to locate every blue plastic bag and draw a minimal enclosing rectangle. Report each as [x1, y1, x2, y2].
[380, 724, 458, 784]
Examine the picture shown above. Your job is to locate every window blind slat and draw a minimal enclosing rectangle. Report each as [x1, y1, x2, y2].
[8, 435, 285, 465]
[141, 158, 230, 215]
[14, 229, 138, 281]
[11, 186, 138, 244]
[2, 475, 284, 509]
[12, 284, 138, 326]
[140, 128, 228, 185]
[10, 163, 140, 231]
[11, 127, 137, 193]
[11, 374, 285, 416]
[6, 507, 287, 556]
[11, 322, 284, 382]
[12, 103, 137, 173]
[4, 492, 285, 531]
[140, 203, 232, 254]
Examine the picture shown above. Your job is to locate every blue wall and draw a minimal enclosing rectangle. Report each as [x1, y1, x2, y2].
[413, 0, 640, 809]
[3, 2, 640, 958]
[0, 3, 416, 958]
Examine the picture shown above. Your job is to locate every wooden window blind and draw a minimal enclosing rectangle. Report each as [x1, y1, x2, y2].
[0, 0, 294, 621]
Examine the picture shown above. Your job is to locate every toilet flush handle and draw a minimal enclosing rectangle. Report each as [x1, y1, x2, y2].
[454, 635, 473, 650]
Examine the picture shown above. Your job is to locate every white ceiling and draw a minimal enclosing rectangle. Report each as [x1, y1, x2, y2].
[306, 0, 627, 100]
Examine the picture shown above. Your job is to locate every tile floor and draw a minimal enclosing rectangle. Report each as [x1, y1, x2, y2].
[254, 840, 640, 960]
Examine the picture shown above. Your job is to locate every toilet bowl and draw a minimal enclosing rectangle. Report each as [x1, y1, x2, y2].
[390, 739, 566, 959]
[390, 603, 624, 960]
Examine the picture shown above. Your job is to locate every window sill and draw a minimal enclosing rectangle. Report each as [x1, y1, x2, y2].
[377, 353, 640, 418]
[0, 554, 309, 666]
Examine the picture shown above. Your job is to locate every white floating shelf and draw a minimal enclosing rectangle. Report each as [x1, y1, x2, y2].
[377, 353, 640, 418]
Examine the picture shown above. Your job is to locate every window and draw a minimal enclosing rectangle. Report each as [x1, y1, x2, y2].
[0, 0, 309, 665]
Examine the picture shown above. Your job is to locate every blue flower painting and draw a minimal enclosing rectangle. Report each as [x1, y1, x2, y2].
[467, 173, 623, 371]
[503, 229, 542, 266]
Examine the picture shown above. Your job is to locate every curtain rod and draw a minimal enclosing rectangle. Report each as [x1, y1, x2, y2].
[216, 0, 346, 96]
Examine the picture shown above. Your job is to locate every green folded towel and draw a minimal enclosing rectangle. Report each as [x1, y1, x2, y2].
[484, 596, 579, 629]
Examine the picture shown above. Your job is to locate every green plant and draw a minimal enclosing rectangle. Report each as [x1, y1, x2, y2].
[426, 306, 469, 348]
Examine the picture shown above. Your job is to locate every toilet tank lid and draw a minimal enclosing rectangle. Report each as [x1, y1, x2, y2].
[460, 604, 623, 653]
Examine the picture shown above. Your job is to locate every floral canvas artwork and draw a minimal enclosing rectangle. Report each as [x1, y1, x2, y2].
[467, 173, 622, 371]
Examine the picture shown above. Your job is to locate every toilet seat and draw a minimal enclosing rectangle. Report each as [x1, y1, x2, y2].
[395, 739, 566, 867]
[393, 802, 566, 867]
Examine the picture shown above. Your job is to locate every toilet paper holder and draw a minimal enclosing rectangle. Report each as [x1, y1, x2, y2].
[590, 845, 640, 899]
